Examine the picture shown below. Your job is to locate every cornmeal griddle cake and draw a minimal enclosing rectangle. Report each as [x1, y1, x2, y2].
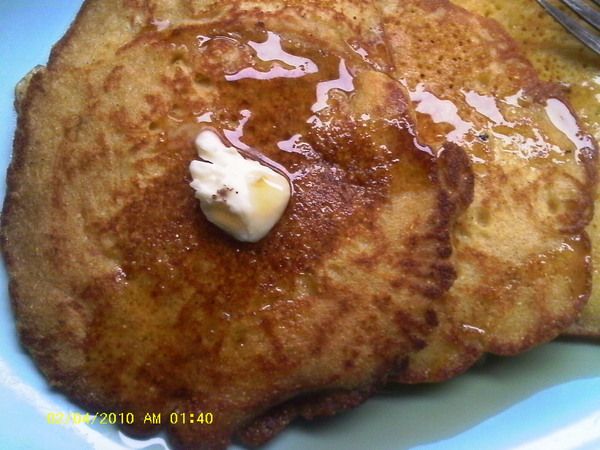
[381, 0, 597, 382]
[3, 0, 598, 447]
[452, 0, 600, 337]
[1, 1, 473, 448]
[240, 3, 598, 435]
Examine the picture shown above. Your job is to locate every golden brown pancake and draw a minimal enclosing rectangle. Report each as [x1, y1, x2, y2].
[1, 1, 473, 448]
[222, 1, 599, 441]
[379, 0, 597, 382]
[452, 0, 600, 337]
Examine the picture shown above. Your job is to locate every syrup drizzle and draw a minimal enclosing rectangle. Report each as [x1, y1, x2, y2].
[225, 31, 318, 81]
[545, 98, 595, 157]
[409, 84, 473, 144]
[189, 31, 371, 187]
[405, 81, 590, 163]
[503, 89, 524, 107]
[311, 59, 355, 112]
[222, 109, 298, 185]
[464, 91, 507, 125]
[277, 134, 318, 159]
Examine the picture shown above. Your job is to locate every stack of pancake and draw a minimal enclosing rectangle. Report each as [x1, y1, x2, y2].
[1, 0, 597, 449]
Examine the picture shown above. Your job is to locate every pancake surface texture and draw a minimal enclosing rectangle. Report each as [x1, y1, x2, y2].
[1, 0, 472, 448]
[3, 0, 597, 447]
[380, 0, 596, 382]
[452, 0, 600, 337]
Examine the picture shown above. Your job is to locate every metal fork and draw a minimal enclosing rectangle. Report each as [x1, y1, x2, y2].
[537, 0, 600, 54]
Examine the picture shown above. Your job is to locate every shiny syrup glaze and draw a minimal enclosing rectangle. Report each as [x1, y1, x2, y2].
[82, 24, 437, 418]
[406, 81, 593, 165]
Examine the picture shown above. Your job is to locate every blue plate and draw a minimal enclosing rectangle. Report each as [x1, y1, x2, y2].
[1, 2, 599, 449]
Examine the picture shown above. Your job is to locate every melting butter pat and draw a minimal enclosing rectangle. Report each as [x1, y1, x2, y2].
[189, 130, 291, 243]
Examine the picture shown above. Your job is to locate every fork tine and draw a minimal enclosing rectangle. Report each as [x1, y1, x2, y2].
[561, 0, 600, 30]
[537, 0, 600, 54]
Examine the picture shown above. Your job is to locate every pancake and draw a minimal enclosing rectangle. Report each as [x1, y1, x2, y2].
[224, 1, 599, 441]
[1, 1, 473, 448]
[379, 0, 597, 382]
[452, 0, 600, 337]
